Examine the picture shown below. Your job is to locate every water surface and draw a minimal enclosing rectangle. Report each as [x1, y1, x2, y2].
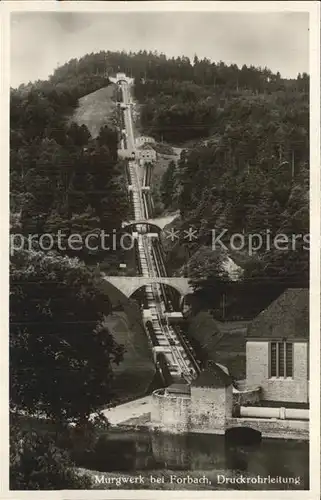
[79, 429, 309, 490]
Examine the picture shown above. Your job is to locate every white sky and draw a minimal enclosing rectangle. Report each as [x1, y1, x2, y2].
[10, 11, 309, 87]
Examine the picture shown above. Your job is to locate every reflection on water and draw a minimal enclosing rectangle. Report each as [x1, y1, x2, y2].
[80, 430, 309, 490]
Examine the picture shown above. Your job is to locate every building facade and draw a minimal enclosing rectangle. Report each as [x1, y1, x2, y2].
[109, 73, 134, 85]
[246, 289, 309, 403]
[135, 136, 156, 147]
[137, 143, 157, 164]
[190, 365, 233, 434]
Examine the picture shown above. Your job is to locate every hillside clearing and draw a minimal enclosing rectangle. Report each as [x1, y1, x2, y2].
[72, 84, 117, 137]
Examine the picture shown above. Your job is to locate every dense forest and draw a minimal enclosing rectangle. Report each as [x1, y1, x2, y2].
[10, 50, 309, 487]
[132, 53, 309, 318]
[11, 72, 130, 268]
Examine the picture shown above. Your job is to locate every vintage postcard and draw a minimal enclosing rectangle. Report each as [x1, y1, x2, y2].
[1, 1, 320, 499]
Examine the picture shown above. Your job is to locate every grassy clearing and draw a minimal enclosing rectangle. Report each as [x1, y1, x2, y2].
[72, 84, 117, 137]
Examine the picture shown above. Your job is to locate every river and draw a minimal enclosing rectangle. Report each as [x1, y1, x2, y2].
[78, 429, 309, 490]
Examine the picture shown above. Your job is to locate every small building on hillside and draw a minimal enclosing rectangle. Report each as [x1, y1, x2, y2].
[109, 73, 134, 85]
[137, 143, 157, 165]
[246, 288, 309, 404]
[135, 136, 156, 147]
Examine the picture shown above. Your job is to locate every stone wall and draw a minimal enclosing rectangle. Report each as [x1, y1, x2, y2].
[151, 389, 190, 433]
[233, 380, 262, 406]
[246, 341, 308, 403]
[226, 416, 309, 440]
[190, 385, 233, 434]
[151, 386, 234, 434]
[150, 386, 308, 440]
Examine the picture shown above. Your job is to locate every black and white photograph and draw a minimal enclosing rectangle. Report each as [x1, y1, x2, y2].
[3, 1, 320, 496]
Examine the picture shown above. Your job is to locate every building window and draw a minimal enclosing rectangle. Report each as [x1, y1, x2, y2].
[270, 341, 293, 378]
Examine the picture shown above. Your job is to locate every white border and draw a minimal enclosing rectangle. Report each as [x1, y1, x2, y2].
[1, 0, 320, 13]
[1, 2, 320, 500]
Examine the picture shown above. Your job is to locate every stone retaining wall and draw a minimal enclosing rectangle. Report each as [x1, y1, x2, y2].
[151, 389, 309, 440]
[233, 380, 261, 406]
[226, 416, 309, 440]
[151, 389, 190, 433]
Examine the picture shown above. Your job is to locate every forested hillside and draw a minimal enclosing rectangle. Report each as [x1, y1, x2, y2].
[10, 51, 156, 488]
[10, 47, 310, 318]
[10, 49, 309, 487]
[131, 52, 309, 318]
[11, 48, 309, 317]
[11, 61, 130, 269]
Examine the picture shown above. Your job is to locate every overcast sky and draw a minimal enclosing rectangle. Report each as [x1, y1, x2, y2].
[10, 11, 309, 87]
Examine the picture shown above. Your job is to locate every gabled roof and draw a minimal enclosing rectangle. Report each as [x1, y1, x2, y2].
[191, 361, 232, 389]
[247, 288, 308, 340]
[166, 382, 191, 395]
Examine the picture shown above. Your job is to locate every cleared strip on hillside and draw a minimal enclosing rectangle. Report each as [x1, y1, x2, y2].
[72, 84, 117, 138]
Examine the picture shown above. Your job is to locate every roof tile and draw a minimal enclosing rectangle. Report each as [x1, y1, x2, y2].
[247, 288, 308, 340]
[191, 361, 233, 388]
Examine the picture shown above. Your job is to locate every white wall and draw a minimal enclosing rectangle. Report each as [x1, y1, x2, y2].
[246, 341, 308, 403]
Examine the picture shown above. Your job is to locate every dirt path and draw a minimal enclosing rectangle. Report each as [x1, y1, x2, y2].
[101, 396, 152, 425]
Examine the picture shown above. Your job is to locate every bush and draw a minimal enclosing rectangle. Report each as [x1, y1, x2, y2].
[10, 426, 92, 490]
